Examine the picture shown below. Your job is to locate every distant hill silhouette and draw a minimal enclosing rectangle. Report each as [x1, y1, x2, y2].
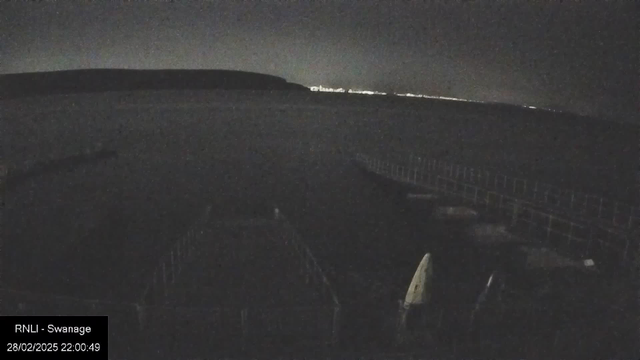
[0, 69, 309, 99]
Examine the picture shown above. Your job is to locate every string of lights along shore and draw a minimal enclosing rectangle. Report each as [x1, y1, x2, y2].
[309, 85, 549, 111]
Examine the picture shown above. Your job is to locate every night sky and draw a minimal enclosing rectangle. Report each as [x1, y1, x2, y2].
[1, 1, 637, 121]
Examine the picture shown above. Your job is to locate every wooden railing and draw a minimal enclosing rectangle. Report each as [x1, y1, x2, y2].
[355, 153, 634, 267]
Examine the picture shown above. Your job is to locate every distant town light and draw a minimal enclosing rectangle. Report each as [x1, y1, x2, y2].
[309, 85, 548, 111]
[583, 259, 595, 267]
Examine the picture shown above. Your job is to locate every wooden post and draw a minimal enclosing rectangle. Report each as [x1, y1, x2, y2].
[570, 191, 575, 211]
[622, 234, 630, 263]
[170, 251, 175, 284]
[598, 197, 604, 218]
[568, 223, 574, 245]
[161, 262, 167, 299]
[136, 303, 146, 331]
[241, 308, 249, 350]
[176, 241, 181, 274]
[529, 208, 535, 235]
[486, 191, 491, 211]
[182, 236, 188, 258]
[152, 271, 158, 301]
[332, 306, 341, 346]
[191, 229, 197, 253]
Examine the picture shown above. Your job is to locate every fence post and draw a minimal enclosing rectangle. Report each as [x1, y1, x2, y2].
[161, 262, 167, 299]
[190, 230, 196, 256]
[622, 234, 630, 263]
[183, 235, 188, 259]
[170, 251, 176, 284]
[485, 191, 491, 211]
[176, 241, 182, 273]
[148, 272, 157, 304]
[568, 223, 574, 246]
[332, 306, 341, 346]
[241, 308, 249, 350]
[529, 208, 535, 235]
[511, 201, 519, 227]
[546, 215, 553, 243]
[586, 227, 595, 256]
[567, 190, 574, 211]
[598, 197, 604, 218]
